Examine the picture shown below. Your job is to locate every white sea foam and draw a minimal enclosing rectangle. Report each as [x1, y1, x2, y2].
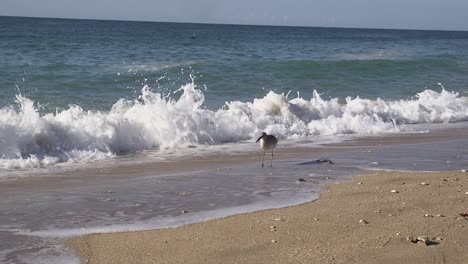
[1, 82, 467, 170]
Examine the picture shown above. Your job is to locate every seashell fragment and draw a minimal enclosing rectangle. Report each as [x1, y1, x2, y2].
[359, 219, 369, 225]
[417, 236, 429, 245]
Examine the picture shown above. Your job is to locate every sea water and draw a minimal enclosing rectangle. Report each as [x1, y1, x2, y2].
[1, 16, 468, 263]
[1, 17, 468, 170]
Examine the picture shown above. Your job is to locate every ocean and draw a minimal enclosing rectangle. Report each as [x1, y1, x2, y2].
[1, 16, 468, 169]
[1, 16, 468, 263]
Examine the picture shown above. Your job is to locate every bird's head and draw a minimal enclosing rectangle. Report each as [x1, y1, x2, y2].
[256, 132, 267, 143]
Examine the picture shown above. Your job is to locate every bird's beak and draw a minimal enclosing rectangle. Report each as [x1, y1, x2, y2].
[256, 135, 263, 143]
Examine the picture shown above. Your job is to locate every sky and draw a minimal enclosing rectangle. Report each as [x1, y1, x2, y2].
[1, 0, 467, 31]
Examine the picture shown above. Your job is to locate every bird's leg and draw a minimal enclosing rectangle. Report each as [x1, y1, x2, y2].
[261, 151, 265, 167]
[270, 149, 274, 167]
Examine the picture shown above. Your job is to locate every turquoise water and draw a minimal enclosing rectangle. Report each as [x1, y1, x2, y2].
[2, 16, 468, 111]
[1, 16, 468, 169]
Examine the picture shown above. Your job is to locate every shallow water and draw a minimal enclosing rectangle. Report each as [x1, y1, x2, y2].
[1, 125, 467, 263]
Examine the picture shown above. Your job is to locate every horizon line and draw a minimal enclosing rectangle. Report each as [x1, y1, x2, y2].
[1, 15, 467, 33]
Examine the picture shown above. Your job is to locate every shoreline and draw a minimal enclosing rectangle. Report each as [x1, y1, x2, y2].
[68, 170, 468, 264]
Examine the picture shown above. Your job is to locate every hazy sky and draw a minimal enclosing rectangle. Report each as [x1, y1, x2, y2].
[1, 0, 467, 31]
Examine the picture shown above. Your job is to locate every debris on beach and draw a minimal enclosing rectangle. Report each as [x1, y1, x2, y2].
[390, 189, 399, 193]
[417, 236, 430, 245]
[274, 217, 285, 221]
[181, 210, 189, 214]
[271, 239, 277, 243]
[459, 212, 468, 217]
[420, 182, 429, 186]
[270, 225, 277, 231]
[359, 219, 369, 225]
[436, 214, 445, 217]
[407, 236, 430, 245]
[461, 169, 467, 173]
[316, 159, 334, 164]
[296, 178, 307, 182]
[424, 214, 434, 217]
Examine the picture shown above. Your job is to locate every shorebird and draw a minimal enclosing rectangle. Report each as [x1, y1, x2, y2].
[256, 132, 278, 167]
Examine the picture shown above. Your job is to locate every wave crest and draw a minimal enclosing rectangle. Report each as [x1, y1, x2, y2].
[1, 82, 467, 169]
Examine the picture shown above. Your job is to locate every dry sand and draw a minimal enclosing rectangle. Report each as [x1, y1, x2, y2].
[68, 170, 468, 264]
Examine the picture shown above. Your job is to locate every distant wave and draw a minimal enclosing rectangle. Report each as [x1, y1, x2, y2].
[268, 58, 468, 75]
[122, 61, 198, 73]
[0, 82, 467, 170]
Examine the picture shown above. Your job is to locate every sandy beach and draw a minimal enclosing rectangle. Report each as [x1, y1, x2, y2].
[69, 170, 468, 264]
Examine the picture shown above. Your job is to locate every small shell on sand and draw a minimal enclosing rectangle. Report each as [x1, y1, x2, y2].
[407, 236, 430, 245]
[359, 219, 369, 225]
[420, 182, 429, 186]
[390, 190, 399, 193]
[424, 214, 434, 217]
[417, 236, 429, 245]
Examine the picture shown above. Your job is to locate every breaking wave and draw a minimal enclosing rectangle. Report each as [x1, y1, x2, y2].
[1, 82, 467, 169]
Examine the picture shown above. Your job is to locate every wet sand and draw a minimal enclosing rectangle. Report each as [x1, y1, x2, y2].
[69, 170, 468, 264]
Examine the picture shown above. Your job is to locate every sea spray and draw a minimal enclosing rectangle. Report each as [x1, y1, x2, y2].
[0, 83, 467, 170]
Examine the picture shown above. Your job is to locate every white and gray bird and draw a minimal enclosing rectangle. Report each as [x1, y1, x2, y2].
[256, 132, 278, 167]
